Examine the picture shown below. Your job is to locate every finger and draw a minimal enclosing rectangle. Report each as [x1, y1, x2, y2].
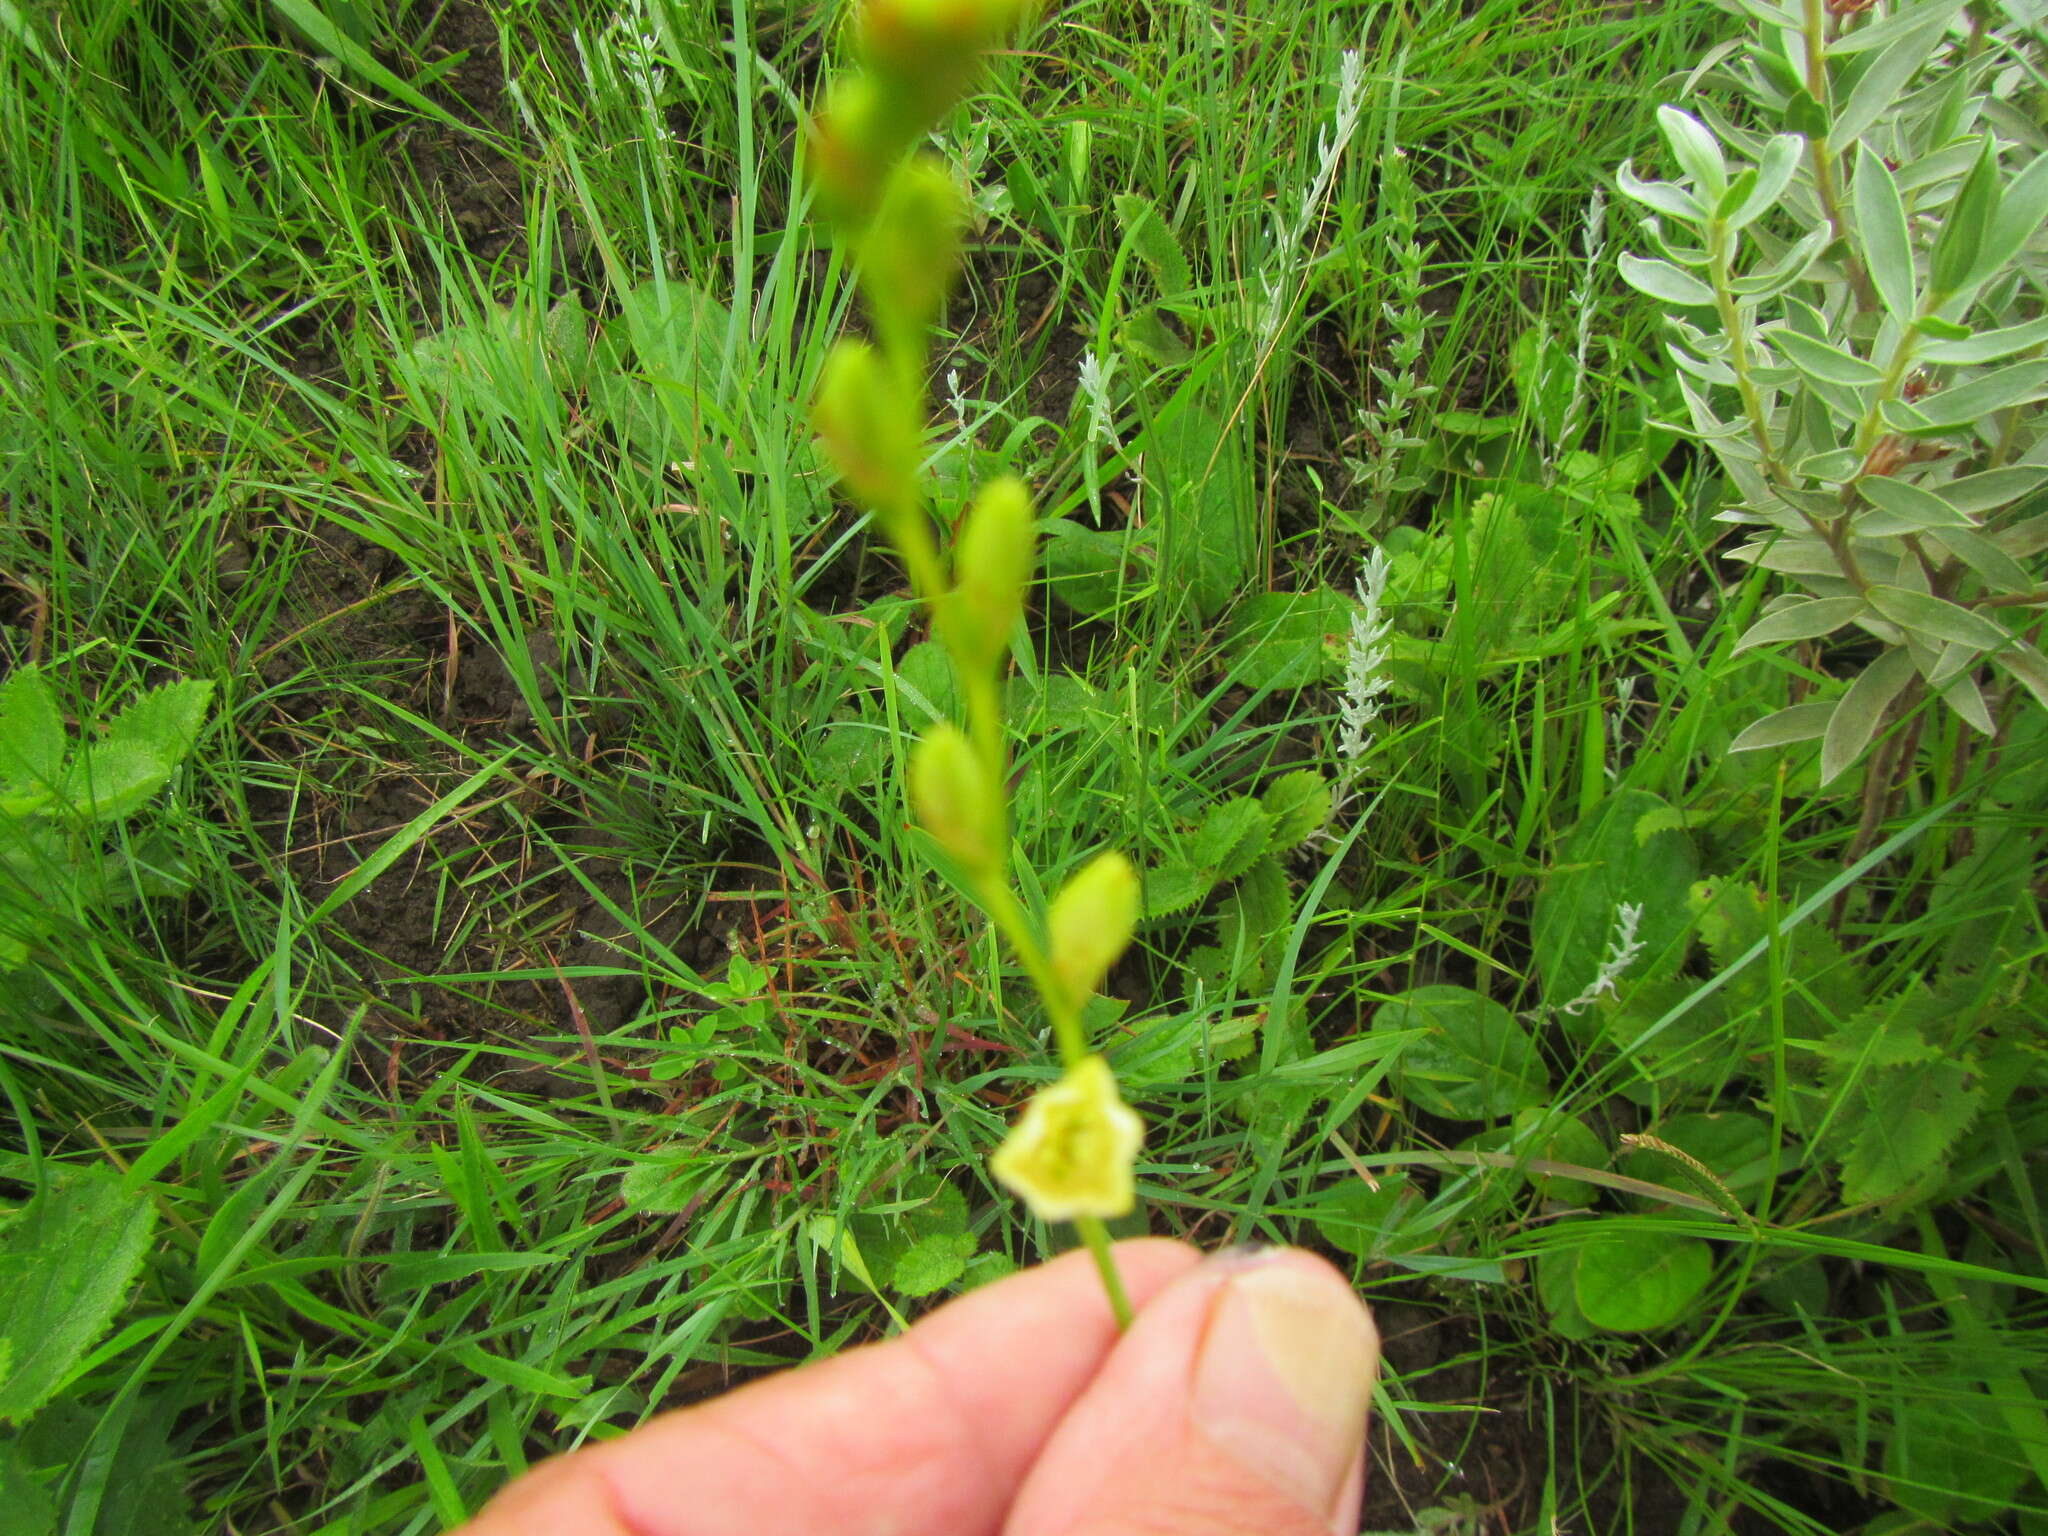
[1002, 1247, 1378, 1536]
[459, 1238, 1202, 1536]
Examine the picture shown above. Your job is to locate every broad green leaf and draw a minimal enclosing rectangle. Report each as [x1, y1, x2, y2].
[1884, 1391, 2031, 1525]
[1822, 648, 1916, 785]
[61, 740, 177, 823]
[0, 668, 63, 810]
[1856, 475, 1970, 531]
[1656, 106, 1727, 199]
[0, 1432, 54, 1535]
[1864, 586, 2012, 650]
[1378, 984, 1548, 1121]
[1574, 1227, 1712, 1332]
[1619, 253, 1714, 306]
[1219, 588, 1354, 690]
[1733, 597, 1866, 653]
[1144, 393, 1253, 622]
[1621, 1112, 1776, 1210]
[1728, 704, 1843, 757]
[1770, 327, 1883, 387]
[893, 641, 963, 725]
[1536, 1241, 1595, 1339]
[1040, 518, 1134, 617]
[0, 1167, 157, 1425]
[1260, 769, 1331, 850]
[1494, 1107, 1607, 1204]
[1531, 788, 1698, 1005]
[1307, 1175, 1418, 1262]
[1852, 150, 1915, 326]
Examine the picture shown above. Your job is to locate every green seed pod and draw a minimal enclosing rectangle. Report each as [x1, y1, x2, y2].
[814, 338, 924, 525]
[1046, 850, 1139, 1017]
[910, 722, 1002, 874]
[939, 475, 1035, 678]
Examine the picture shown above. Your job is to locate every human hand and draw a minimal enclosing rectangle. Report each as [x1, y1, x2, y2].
[458, 1240, 1378, 1536]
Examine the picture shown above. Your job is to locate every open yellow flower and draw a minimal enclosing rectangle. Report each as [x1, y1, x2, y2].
[990, 1055, 1143, 1221]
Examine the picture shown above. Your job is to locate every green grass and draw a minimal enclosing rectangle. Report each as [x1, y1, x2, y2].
[3, 1, 2046, 1532]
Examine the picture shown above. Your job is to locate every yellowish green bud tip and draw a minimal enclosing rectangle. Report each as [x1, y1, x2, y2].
[991, 1055, 1143, 1222]
[909, 722, 1002, 872]
[1045, 850, 1138, 1017]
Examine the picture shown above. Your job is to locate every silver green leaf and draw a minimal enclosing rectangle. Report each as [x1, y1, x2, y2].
[1855, 475, 1970, 531]
[1656, 106, 1728, 200]
[1771, 327, 1884, 387]
[1852, 150, 1916, 326]
[1619, 253, 1715, 306]
[1864, 585, 2012, 651]
[1732, 597, 1867, 653]
[1729, 701, 1837, 753]
[1822, 648, 1916, 784]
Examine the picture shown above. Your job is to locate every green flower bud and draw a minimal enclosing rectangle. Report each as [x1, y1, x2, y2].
[858, 0, 1037, 120]
[1046, 851, 1138, 1017]
[814, 338, 924, 521]
[991, 1054, 1143, 1222]
[909, 722, 1002, 873]
[938, 475, 1035, 677]
[861, 157, 969, 355]
[807, 74, 903, 227]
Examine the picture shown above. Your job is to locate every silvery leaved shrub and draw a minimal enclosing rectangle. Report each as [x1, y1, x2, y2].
[1618, 0, 2048, 784]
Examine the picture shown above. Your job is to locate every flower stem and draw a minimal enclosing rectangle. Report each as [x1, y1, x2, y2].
[1077, 1214, 1135, 1328]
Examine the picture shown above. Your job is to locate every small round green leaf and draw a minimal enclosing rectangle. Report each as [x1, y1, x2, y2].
[1573, 1227, 1713, 1332]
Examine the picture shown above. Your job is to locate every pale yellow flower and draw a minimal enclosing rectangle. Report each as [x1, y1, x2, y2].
[991, 1055, 1142, 1221]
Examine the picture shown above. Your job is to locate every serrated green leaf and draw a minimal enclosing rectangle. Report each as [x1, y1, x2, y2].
[890, 1232, 976, 1297]
[1838, 1057, 1982, 1204]
[1817, 984, 1945, 1074]
[1619, 253, 1714, 306]
[1141, 862, 1211, 921]
[1260, 769, 1331, 850]
[1378, 984, 1548, 1121]
[1822, 648, 1917, 785]
[1884, 1391, 2031, 1525]
[1532, 789, 1698, 1004]
[1186, 797, 1273, 884]
[103, 679, 211, 764]
[619, 1157, 708, 1214]
[60, 741, 174, 824]
[0, 668, 63, 804]
[1574, 1226, 1712, 1332]
[0, 1430, 55, 1536]
[0, 1167, 157, 1425]
[1112, 192, 1192, 297]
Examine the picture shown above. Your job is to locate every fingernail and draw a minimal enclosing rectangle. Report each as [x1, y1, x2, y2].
[1191, 1261, 1377, 1529]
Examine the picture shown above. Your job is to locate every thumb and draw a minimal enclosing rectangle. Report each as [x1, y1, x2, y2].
[1002, 1248, 1378, 1536]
